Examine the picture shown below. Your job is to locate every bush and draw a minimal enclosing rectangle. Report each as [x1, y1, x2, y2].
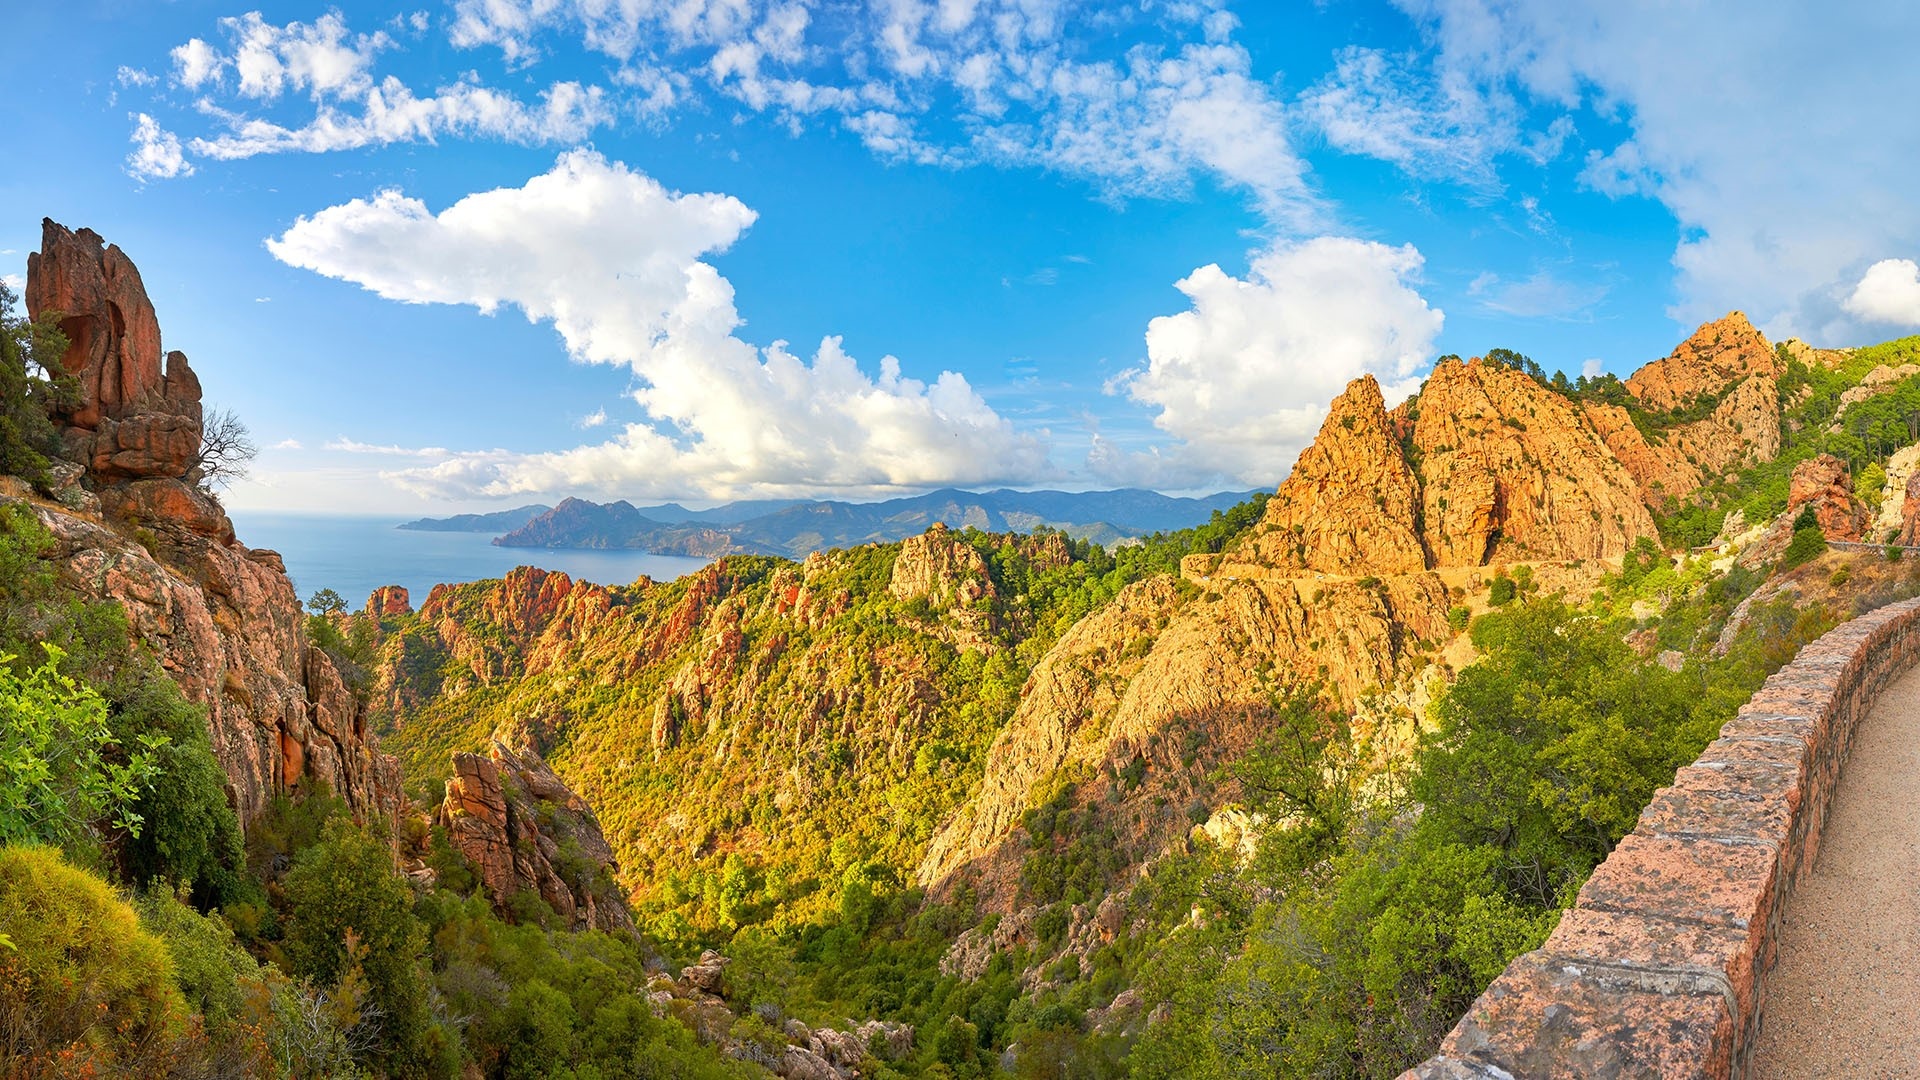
[1782, 526, 1828, 570]
[1488, 571, 1516, 607]
[0, 646, 161, 859]
[134, 888, 269, 1038]
[1889, 545, 1905, 563]
[0, 845, 188, 1067]
[282, 817, 441, 1076]
[112, 677, 250, 905]
[1447, 605, 1471, 631]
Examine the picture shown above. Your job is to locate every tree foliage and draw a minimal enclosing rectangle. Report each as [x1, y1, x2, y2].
[281, 817, 445, 1077]
[0, 282, 73, 489]
[0, 646, 162, 855]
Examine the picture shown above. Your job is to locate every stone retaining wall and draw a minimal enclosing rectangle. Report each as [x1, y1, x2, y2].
[1401, 596, 1920, 1079]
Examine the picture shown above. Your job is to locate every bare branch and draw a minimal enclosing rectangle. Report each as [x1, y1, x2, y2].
[193, 406, 257, 490]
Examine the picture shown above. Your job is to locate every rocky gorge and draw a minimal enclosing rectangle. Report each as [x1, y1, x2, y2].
[12, 218, 1920, 1078]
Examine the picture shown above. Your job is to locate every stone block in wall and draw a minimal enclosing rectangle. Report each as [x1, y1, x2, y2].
[1576, 833, 1778, 935]
[1542, 907, 1761, 1045]
[1636, 772, 1794, 852]
[1414, 952, 1735, 1079]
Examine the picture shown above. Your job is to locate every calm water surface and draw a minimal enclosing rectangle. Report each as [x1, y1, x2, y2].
[227, 512, 712, 608]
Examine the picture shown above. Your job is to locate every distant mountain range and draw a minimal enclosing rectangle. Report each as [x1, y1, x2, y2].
[396, 505, 552, 532]
[395, 488, 1262, 558]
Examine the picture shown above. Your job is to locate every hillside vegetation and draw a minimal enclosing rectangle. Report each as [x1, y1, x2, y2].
[18, 221, 1920, 1079]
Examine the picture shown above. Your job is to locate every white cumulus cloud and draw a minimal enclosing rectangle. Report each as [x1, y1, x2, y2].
[171, 38, 225, 88]
[125, 114, 194, 182]
[269, 151, 1046, 500]
[1844, 259, 1920, 328]
[1099, 236, 1443, 488]
[1391, 0, 1920, 339]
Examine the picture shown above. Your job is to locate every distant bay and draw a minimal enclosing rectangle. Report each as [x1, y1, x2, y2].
[227, 512, 713, 608]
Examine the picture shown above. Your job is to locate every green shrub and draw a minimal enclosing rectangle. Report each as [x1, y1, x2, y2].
[1782, 526, 1828, 570]
[0, 646, 161, 859]
[134, 888, 265, 1033]
[113, 677, 251, 905]
[1447, 605, 1471, 631]
[0, 845, 187, 1066]
[1488, 571, 1516, 607]
[282, 817, 441, 1076]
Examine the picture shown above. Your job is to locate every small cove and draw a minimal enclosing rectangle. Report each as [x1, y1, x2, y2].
[226, 511, 713, 607]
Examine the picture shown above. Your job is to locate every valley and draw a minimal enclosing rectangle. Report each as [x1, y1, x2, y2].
[9, 219, 1920, 1078]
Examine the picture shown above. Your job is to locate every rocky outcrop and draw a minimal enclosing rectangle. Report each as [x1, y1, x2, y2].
[1587, 373, 1783, 509]
[28, 497, 403, 825]
[1831, 363, 1920, 425]
[1224, 377, 1426, 575]
[11, 223, 401, 828]
[26, 219, 204, 482]
[1874, 445, 1920, 539]
[438, 740, 635, 932]
[1787, 453, 1871, 541]
[419, 566, 615, 680]
[366, 585, 411, 618]
[1625, 311, 1780, 412]
[889, 522, 1000, 647]
[1205, 360, 1663, 579]
[1780, 337, 1850, 370]
[889, 522, 993, 609]
[1411, 358, 1657, 564]
[918, 565, 1454, 908]
[918, 577, 1184, 900]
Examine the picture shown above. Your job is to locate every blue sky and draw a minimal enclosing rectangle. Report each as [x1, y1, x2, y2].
[5, 0, 1920, 514]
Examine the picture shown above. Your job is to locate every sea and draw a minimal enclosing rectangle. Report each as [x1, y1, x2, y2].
[226, 512, 713, 609]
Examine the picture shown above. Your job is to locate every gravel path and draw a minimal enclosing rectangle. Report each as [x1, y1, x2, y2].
[1750, 666, 1920, 1078]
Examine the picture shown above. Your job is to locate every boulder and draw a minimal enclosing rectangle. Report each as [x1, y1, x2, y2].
[681, 949, 729, 994]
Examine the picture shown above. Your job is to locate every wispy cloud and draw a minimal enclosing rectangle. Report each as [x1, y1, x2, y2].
[1467, 268, 1606, 320]
[324, 437, 453, 457]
